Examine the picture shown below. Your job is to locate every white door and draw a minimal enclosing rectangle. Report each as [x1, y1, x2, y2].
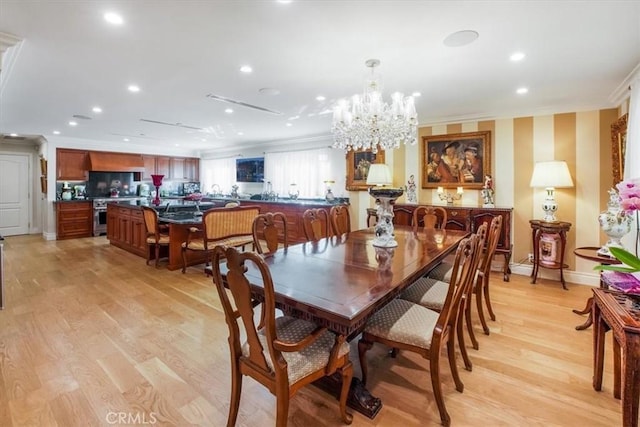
[0, 154, 30, 236]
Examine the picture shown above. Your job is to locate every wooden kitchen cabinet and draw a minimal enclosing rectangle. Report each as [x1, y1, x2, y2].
[185, 158, 199, 181]
[56, 149, 88, 181]
[156, 156, 171, 178]
[170, 157, 186, 180]
[107, 204, 148, 257]
[56, 201, 92, 239]
[390, 203, 513, 281]
[141, 155, 157, 180]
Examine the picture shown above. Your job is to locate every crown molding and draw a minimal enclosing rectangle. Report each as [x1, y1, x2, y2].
[609, 62, 640, 107]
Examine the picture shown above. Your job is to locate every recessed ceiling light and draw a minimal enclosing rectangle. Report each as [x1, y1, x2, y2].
[237, 132, 244, 136]
[286, 123, 293, 127]
[128, 84, 140, 93]
[68, 121, 78, 126]
[316, 95, 326, 101]
[53, 130, 60, 135]
[123, 138, 129, 142]
[516, 87, 529, 95]
[9, 133, 18, 137]
[510, 52, 526, 62]
[412, 92, 422, 97]
[103, 12, 124, 25]
[240, 65, 252, 73]
[259, 87, 281, 96]
[92, 106, 102, 113]
[443, 30, 479, 47]
[175, 144, 180, 147]
[225, 108, 234, 114]
[277, 0, 293, 3]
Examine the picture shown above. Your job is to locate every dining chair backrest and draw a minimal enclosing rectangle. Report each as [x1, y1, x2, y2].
[437, 234, 479, 334]
[479, 215, 502, 274]
[252, 212, 288, 256]
[330, 204, 351, 236]
[201, 205, 260, 248]
[413, 206, 448, 230]
[212, 246, 276, 378]
[141, 206, 160, 238]
[302, 208, 330, 241]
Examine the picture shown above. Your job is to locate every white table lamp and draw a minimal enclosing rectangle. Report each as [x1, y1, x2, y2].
[530, 160, 574, 222]
[367, 164, 403, 247]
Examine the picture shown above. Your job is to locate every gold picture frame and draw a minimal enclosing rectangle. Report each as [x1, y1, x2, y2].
[40, 158, 47, 176]
[346, 149, 386, 191]
[422, 131, 491, 190]
[40, 176, 47, 194]
[611, 114, 627, 185]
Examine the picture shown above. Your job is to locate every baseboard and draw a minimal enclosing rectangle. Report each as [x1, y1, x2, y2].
[509, 263, 599, 287]
[42, 231, 56, 241]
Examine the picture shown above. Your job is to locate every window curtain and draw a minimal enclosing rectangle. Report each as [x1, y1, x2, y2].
[624, 78, 639, 181]
[265, 148, 341, 198]
[200, 157, 236, 195]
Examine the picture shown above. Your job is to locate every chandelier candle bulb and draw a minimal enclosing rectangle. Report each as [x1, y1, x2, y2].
[457, 186, 464, 194]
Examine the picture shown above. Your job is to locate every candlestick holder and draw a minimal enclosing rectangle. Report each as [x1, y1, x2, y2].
[151, 174, 164, 206]
[437, 186, 463, 205]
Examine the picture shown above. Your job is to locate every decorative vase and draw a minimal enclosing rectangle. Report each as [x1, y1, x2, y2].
[151, 174, 164, 206]
[597, 188, 634, 257]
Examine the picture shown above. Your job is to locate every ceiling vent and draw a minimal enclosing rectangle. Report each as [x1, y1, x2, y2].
[206, 93, 282, 115]
[139, 119, 203, 130]
[72, 114, 92, 120]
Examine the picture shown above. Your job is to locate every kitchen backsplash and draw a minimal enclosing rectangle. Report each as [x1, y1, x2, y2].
[56, 172, 189, 199]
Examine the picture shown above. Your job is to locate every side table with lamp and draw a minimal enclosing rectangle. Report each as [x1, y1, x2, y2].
[529, 160, 574, 290]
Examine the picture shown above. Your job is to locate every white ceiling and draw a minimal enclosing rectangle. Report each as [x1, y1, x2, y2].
[1, 1, 639, 155]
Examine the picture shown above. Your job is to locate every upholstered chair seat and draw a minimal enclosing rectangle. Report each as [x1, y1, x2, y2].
[243, 316, 350, 384]
[400, 277, 450, 312]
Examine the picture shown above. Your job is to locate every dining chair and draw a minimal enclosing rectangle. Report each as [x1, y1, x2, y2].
[358, 234, 479, 427]
[424, 217, 502, 334]
[211, 246, 353, 427]
[366, 208, 378, 228]
[181, 205, 258, 273]
[225, 201, 240, 208]
[330, 204, 351, 236]
[252, 212, 289, 256]
[141, 206, 170, 267]
[400, 222, 487, 371]
[412, 206, 448, 230]
[302, 208, 330, 241]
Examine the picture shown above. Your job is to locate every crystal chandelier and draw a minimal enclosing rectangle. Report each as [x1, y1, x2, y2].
[332, 59, 418, 153]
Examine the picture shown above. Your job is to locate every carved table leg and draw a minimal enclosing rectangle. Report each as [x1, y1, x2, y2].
[313, 374, 382, 419]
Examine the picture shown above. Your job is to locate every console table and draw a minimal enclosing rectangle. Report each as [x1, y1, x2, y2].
[388, 204, 513, 281]
[592, 288, 640, 427]
[573, 247, 622, 330]
[530, 220, 571, 290]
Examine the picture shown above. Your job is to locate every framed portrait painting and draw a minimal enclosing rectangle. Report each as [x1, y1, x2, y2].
[611, 113, 627, 185]
[422, 130, 491, 190]
[346, 149, 386, 191]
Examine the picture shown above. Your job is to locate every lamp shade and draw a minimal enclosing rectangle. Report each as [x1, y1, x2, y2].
[529, 161, 574, 188]
[366, 164, 392, 185]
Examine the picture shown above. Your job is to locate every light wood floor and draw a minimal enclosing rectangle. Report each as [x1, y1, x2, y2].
[0, 235, 629, 426]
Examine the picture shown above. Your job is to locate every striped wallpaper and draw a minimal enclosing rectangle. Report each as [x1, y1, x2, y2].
[351, 108, 626, 286]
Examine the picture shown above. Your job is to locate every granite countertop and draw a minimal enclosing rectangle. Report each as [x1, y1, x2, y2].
[203, 196, 349, 206]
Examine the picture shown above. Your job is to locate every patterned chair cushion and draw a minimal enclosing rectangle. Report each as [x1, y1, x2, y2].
[364, 299, 439, 349]
[242, 316, 350, 384]
[427, 261, 453, 282]
[182, 235, 253, 251]
[147, 235, 170, 244]
[400, 277, 449, 311]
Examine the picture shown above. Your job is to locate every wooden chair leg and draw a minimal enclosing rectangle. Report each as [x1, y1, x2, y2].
[227, 360, 242, 427]
[465, 296, 479, 350]
[484, 279, 496, 321]
[476, 283, 490, 335]
[431, 350, 452, 427]
[275, 390, 289, 427]
[358, 338, 373, 386]
[456, 309, 473, 371]
[613, 336, 621, 399]
[181, 247, 188, 273]
[339, 362, 354, 425]
[155, 244, 160, 268]
[146, 244, 151, 265]
[446, 337, 464, 393]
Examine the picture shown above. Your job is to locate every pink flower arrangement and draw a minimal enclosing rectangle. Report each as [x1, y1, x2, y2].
[616, 179, 640, 213]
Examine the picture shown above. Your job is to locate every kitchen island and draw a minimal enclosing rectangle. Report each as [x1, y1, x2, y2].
[107, 197, 349, 270]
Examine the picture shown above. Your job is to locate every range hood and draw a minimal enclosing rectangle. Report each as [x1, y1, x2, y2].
[88, 152, 145, 172]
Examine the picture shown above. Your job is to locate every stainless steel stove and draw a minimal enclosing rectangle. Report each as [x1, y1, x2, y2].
[92, 197, 143, 236]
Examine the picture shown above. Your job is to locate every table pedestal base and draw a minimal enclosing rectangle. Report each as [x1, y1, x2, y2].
[314, 374, 382, 419]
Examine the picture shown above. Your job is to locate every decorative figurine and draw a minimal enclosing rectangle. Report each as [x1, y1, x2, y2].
[406, 174, 417, 204]
[481, 174, 495, 208]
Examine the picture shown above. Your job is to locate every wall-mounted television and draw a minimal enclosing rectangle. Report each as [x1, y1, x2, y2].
[236, 157, 264, 183]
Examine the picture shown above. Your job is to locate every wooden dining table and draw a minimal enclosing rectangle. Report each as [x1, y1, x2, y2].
[240, 225, 470, 418]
